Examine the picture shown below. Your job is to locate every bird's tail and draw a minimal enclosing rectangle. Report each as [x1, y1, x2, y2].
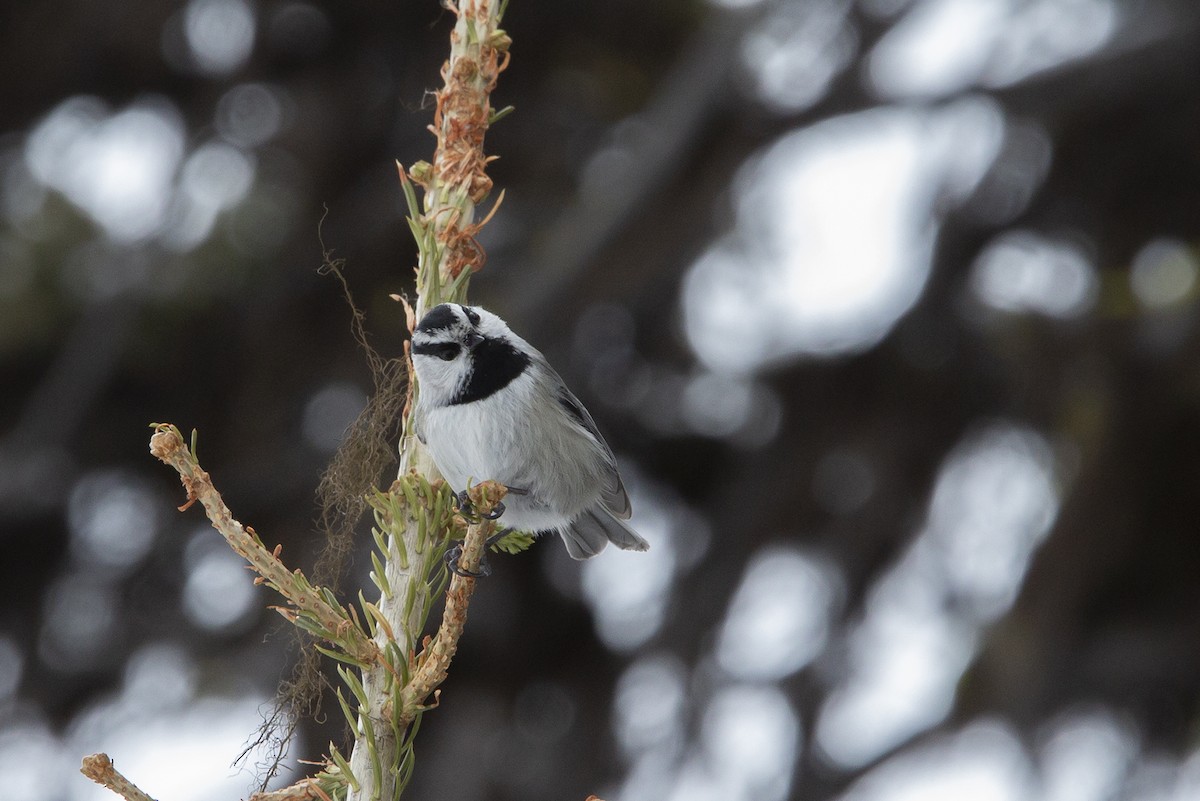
[560, 505, 650, 560]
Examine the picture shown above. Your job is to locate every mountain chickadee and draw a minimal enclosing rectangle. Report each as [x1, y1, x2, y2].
[410, 303, 649, 560]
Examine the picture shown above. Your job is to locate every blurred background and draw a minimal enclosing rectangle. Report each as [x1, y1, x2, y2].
[3, 0, 1200, 799]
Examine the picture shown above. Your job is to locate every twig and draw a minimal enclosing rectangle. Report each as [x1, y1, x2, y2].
[249, 777, 336, 801]
[398, 484, 503, 724]
[149, 424, 381, 667]
[80, 754, 158, 801]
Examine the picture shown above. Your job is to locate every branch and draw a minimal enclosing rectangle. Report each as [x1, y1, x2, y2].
[148, 424, 381, 667]
[397, 483, 504, 725]
[81, 426, 508, 801]
[80, 754, 158, 801]
[342, 1, 510, 796]
[401, 0, 510, 314]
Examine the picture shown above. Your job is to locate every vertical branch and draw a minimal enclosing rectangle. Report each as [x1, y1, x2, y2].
[348, 2, 509, 799]
[405, 0, 510, 318]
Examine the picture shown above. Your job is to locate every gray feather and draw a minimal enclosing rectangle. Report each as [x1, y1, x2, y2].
[560, 505, 650, 560]
[553, 380, 633, 519]
[561, 521, 607, 560]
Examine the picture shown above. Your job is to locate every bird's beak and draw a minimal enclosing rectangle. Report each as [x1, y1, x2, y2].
[464, 331, 484, 350]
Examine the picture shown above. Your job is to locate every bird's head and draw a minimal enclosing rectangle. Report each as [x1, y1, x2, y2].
[411, 303, 530, 407]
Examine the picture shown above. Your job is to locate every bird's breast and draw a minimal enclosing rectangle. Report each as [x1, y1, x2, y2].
[418, 379, 607, 527]
[421, 398, 521, 490]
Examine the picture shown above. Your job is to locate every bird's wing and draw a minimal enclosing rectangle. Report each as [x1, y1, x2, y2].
[547, 366, 634, 520]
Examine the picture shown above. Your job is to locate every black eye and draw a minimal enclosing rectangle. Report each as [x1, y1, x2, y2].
[432, 342, 460, 361]
[413, 341, 461, 361]
[463, 306, 480, 325]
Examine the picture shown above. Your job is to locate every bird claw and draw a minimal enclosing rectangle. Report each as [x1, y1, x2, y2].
[456, 486, 527, 520]
[444, 543, 492, 578]
[485, 527, 513, 549]
[455, 490, 505, 520]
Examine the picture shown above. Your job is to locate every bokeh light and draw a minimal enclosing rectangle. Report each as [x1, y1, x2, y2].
[67, 470, 160, 573]
[837, 720, 1032, 801]
[818, 425, 1059, 768]
[868, 0, 1119, 98]
[302, 381, 368, 454]
[581, 505, 676, 651]
[1130, 239, 1199, 311]
[614, 653, 688, 759]
[738, 0, 855, 113]
[698, 685, 800, 801]
[183, 528, 259, 632]
[683, 98, 1003, 370]
[68, 642, 289, 801]
[163, 141, 256, 251]
[970, 230, 1098, 318]
[0, 717, 69, 801]
[716, 547, 838, 681]
[1037, 707, 1138, 801]
[215, 83, 288, 148]
[25, 98, 186, 242]
[183, 0, 257, 76]
[39, 573, 120, 672]
[812, 448, 876, 516]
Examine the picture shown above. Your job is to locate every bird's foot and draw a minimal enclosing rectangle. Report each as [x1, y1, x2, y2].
[455, 485, 528, 520]
[444, 543, 492, 578]
[455, 489, 505, 519]
[485, 527, 513, 549]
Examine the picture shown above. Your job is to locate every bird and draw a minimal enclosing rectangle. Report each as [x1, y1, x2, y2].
[409, 302, 649, 561]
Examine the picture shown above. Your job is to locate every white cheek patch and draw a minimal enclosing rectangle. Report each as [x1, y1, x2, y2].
[413, 352, 473, 408]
